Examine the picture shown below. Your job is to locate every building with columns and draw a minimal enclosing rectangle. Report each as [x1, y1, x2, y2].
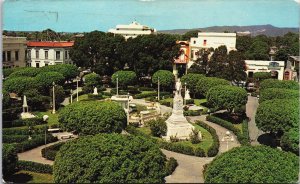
[245, 60, 285, 80]
[2, 36, 27, 68]
[27, 41, 74, 68]
[108, 21, 157, 40]
[189, 32, 236, 61]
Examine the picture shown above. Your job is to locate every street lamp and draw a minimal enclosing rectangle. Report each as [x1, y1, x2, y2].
[52, 82, 56, 114]
[157, 76, 160, 101]
[184, 82, 187, 105]
[222, 131, 234, 151]
[116, 74, 119, 96]
[76, 76, 80, 102]
[70, 89, 73, 104]
[127, 93, 130, 124]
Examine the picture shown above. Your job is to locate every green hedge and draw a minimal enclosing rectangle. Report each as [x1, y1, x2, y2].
[41, 142, 65, 161]
[184, 110, 201, 116]
[3, 125, 48, 135]
[135, 91, 170, 99]
[206, 115, 250, 145]
[3, 135, 30, 143]
[126, 125, 206, 157]
[17, 160, 53, 174]
[165, 157, 178, 176]
[195, 121, 219, 157]
[11, 117, 45, 127]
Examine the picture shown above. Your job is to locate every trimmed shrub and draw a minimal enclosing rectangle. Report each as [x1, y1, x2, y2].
[17, 160, 53, 174]
[256, 99, 299, 133]
[207, 85, 248, 113]
[260, 79, 299, 90]
[184, 110, 200, 116]
[185, 99, 194, 105]
[35, 72, 65, 89]
[59, 101, 127, 135]
[206, 115, 250, 145]
[3, 144, 18, 178]
[11, 117, 45, 127]
[138, 87, 154, 91]
[3, 77, 39, 95]
[3, 135, 29, 143]
[280, 127, 299, 155]
[40, 64, 79, 81]
[111, 70, 137, 89]
[53, 134, 168, 183]
[152, 70, 175, 89]
[189, 129, 201, 144]
[181, 73, 205, 95]
[83, 73, 101, 93]
[41, 142, 65, 161]
[9, 67, 41, 78]
[259, 88, 299, 103]
[253, 72, 271, 80]
[196, 77, 230, 96]
[165, 157, 178, 176]
[148, 118, 167, 137]
[3, 125, 49, 135]
[204, 146, 299, 183]
[195, 121, 219, 157]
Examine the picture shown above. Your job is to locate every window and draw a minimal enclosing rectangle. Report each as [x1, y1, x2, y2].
[2, 51, 6, 62]
[15, 51, 19, 61]
[193, 40, 196, 44]
[27, 50, 31, 59]
[36, 63, 40, 68]
[36, 50, 39, 59]
[45, 51, 48, 59]
[203, 40, 207, 46]
[56, 51, 61, 60]
[65, 51, 68, 59]
[7, 51, 11, 62]
[45, 63, 49, 66]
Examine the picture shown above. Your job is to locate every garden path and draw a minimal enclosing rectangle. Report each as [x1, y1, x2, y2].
[61, 87, 82, 106]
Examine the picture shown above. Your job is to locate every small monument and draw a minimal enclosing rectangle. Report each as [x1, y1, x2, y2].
[184, 89, 191, 100]
[93, 87, 98, 95]
[21, 95, 36, 119]
[165, 79, 194, 140]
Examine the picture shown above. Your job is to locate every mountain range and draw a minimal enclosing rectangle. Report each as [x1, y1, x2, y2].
[159, 24, 299, 37]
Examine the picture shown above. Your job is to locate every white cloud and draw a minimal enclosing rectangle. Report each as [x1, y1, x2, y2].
[294, 0, 300, 4]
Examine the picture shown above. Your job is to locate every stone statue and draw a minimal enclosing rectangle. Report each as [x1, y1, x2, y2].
[155, 102, 161, 115]
[175, 78, 182, 94]
[93, 87, 98, 95]
[184, 89, 191, 100]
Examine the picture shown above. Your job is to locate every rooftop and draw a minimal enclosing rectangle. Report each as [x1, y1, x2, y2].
[27, 41, 74, 47]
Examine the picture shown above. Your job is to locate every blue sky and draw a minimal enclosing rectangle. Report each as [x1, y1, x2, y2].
[3, 0, 299, 32]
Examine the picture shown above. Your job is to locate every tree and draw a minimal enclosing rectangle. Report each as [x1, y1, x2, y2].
[196, 77, 230, 96]
[35, 72, 65, 91]
[3, 77, 39, 95]
[207, 46, 228, 78]
[54, 134, 168, 183]
[256, 99, 299, 134]
[2, 89, 11, 109]
[83, 73, 101, 93]
[40, 64, 79, 81]
[253, 72, 271, 81]
[152, 70, 174, 90]
[259, 88, 299, 103]
[245, 40, 270, 60]
[280, 128, 299, 155]
[148, 118, 167, 137]
[260, 79, 299, 90]
[23, 89, 51, 111]
[188, 48, 213, 75]
[58, 101, 127, 135]
[3, 144, 18, 178]
[224, 50, 247, 83]
[9, 67, 41, 78]
[181, 30, 200, 41]
[204, 146, 299, 183]
[181, 73, 205, 97]
[236, 36, 253, 53]
[207, 85, 248, 113]
[111, 71, 137, 89]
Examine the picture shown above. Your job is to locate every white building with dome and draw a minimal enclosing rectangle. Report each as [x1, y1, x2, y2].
[108, 21, 157, 40]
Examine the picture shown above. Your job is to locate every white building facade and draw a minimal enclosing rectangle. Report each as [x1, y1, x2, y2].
[27, 41, 74, 68]
[108, 21, 157, 40]
[3, 36, 27, 68]
[245, 60, 285, 80]
[190, 32, 236, 61]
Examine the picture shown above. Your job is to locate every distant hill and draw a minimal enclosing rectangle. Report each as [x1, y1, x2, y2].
[159, 25, 299, 37]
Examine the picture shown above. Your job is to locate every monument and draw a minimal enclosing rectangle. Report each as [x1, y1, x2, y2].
[165, 79, 194, 140]
[93, 87, 98, 95]
[21, 95, 36, 119]
[184, 89, 191, 100]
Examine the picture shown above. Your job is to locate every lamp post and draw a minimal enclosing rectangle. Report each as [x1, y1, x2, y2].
[52, 82, 56, 114]
[222, 131, 234, 151]
[157, 76, 160, 101]
[76, 76, 79, 102]
[70, 89, 73, 104]
[184, 82, 187, 105]
[116, 74, 119, 96]
[127, 93, 130, 124]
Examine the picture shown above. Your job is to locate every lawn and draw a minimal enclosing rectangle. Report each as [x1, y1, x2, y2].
[6, 170, 53, 183]
[137, 123, 213, 154]
[233, 123, 243, 133]
[34, 110, 59, 126]
[194, 98, 207, 106]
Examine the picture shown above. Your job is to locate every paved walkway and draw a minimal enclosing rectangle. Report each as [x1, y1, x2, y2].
[61, 87, 82, 106]
[131, 99, 173, 115]
[246, 96, 263, 145]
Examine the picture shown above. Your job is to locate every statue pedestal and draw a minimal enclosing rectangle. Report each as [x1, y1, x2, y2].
[164, 91, 193, 141]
